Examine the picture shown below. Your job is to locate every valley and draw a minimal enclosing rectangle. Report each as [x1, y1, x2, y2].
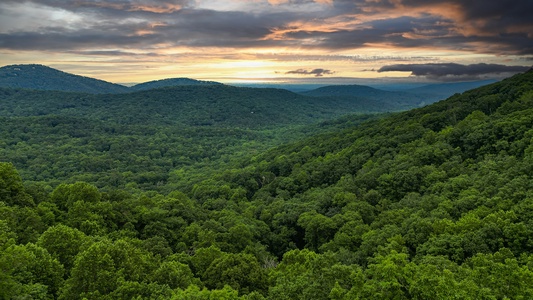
[1, 66, 533, 299]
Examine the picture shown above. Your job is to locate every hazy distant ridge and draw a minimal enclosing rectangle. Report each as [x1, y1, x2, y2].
[130, 77, 222, 91]
[0, 64, 225, 94]
[0, 64, 130, 94]
[301, 84, 440, 109]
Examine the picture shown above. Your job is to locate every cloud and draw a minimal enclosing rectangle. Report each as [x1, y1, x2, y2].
[286, 68, 334, 76]
[378, 63, 531, 80]
[258, 53, 435, 62]
[0, 0, 193, 13]
[350, 0, 533, 53]
[0, 0, 532, 61]
[66, 50, 161, 57]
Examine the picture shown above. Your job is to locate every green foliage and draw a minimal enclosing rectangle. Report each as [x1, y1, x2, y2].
[203, 253, 267, 295]
[301, 84, 439, 110]
[1, 70, 533, 298]
[130, 77, 222, 91]
[0, 243, 64, 299]
[151, 260, 199, 290]
[59, 238, 156, 299]
[37, 224, 90, 271]
[0, 64, 129, 94]
[0, 162, 33, 206]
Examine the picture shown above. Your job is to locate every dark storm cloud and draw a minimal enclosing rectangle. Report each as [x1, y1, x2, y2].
[0, 0, 193, 13]
[399, 0, 533, 29]
[353, 0, 533, 49]
[283, 16, 454, 49]
[67, 50, 160, 56]
[0, 0, 532, 55]
[0, 28, 161, 51]
[0, 7, 291, 50]
[286, 68, 334, 76]
[378, 63, 531, 79]
[258, 53, 435, 62]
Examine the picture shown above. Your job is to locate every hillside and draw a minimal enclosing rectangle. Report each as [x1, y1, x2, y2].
[0, 64, 223, 94]
[403, 79, 498, 98]
[0, 85, 399, 128]
[301, 84, 441, 109]
[130, 78, 222, 91]
[0, 64, 130, 94]
[0, 64, 474, 114]
[1, 70, 533, 299]
[0, 82, 382, 190]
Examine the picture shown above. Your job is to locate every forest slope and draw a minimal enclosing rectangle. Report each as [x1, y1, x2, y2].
[0, 64, 130, 94]
[0, 83, 382, 190]
[403, 79, 498, 98]
[301, 84, 440, 109]
[0, 84, 397, 128]
[130, 78, 222, 91]
[1, 70, 533, 299]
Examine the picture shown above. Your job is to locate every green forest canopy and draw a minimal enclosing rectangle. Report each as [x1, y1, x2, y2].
[1, 70, 533, 299]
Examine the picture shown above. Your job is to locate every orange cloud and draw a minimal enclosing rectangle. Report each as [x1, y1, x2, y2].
[129, 4, 183, 13]
[267, 0, 289, 5]
[314, 0, 333, 5]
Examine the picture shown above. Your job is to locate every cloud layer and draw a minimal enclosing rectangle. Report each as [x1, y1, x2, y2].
[378, 63, 531, 80]
[0, 0, 531, 82]
[286, 68, 335, 76]
[1, 0, 532, 54]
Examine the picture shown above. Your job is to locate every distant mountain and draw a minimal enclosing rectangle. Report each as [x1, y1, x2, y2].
[403, 80, 498, 99]
[0, 84, 410, 129]
[130, 78, 222, 91]
[301, 84, 388, 97]
[0, 64, 130, 94]
[0, 64, 225, 94]
[301, 84, 441, 109]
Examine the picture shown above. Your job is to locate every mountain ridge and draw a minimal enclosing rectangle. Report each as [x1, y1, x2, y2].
[130, 77, 223, 91]
[301, 84, 441, 109]
[1, 69, 533, 299]
[0, 84, 398, 128]
[0, 64, 130, 94]
[0, 64, 224, 94]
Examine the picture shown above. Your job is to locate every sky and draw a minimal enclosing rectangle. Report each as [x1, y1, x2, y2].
[0, 0, 532, 84]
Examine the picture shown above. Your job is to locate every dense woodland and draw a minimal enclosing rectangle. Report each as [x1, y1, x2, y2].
[1, 69, 533, 299]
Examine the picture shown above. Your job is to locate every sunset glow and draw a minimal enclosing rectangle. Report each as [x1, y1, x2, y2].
[0, 0, 531, 84]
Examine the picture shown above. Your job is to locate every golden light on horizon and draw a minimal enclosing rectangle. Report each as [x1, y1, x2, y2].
[0, 0, 530, 84]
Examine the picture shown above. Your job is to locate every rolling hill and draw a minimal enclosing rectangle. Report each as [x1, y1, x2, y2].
[0, 84, 407, 128]
[0, 64, 456, 111]
[0, 64, 130, 94]
[1, 69, 533, 299]
[301, 84, 442, 109]
[0, 64, 225, 94]
[403, 79, 498, 98]
[130, 78, 222, 91]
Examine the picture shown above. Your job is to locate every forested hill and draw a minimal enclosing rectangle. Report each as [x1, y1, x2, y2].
[2, 70, 533, 299]
[0, 84, 401, 128]
[301, 84, 440, 109]
[0, 64, 130, 94]
[403, 79, 497, 99]
[130, 78, 222, 91]
[0, 64, 223, 94]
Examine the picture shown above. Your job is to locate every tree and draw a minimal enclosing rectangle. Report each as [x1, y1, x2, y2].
[269, 249, 360, 300]
[203, 253, 267, 295]
[297, 211, 337, 251]
[0, 243, 64, 299]
[151, 260, 199, 290]
[59, 238, 154, 299]
[37, 224, 90, 271]
[0, 162, 33, 206]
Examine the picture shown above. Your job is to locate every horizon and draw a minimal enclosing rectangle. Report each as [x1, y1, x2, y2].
[1, 1, 532, 84]
[1, 63, 502, 91]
